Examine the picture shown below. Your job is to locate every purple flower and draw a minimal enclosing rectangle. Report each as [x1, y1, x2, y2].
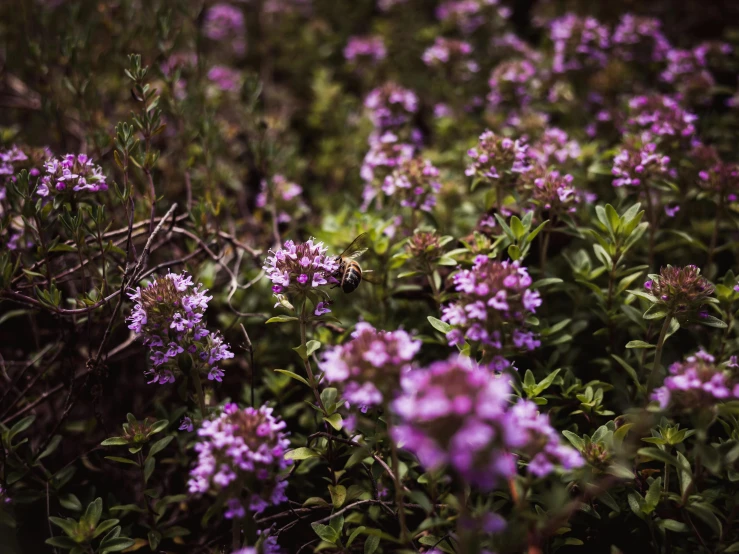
[436, 0, 510, 35]
[612, 14, 671, 63]
[188, 404, 291, 518]
[612, 134, 670, 188]
[263, 239, 340, 301]
[441, 258, 540, 361]
[466, 130, 532, 185]
[392, 355, 581, 489]
[127, 272, 232, 385]
[624, 94, 697, 145]
[38, 153, 107, 197]
[548, 14, 610, 74]
[204, 4, 245, 53]
[207, 66, 241, 91]
[321, 322, 420, 408]
[314, 302, 331, 316]
[344, 36, 386, 65]
[179, 416, 194, 432]
[364, 83, 419, 132]
[487, 59, 541, 110]
[380, 157, 441, 212]
[422, 37, 479, 81]
[651, 350, 739, 411]
[521, 168, 579, 214]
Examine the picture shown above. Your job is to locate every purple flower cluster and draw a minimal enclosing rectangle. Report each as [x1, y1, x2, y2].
[204, 4, 245, 54]
[364, 82, 419, 132]
[611, 14, 671, 63]
[256, 175, 306, 223]
[188, 404, 291, 518]
[207, 66, 241, 92]
[624, 95, 698, 144]
[612, 135, 671, 188]
[487, 59, 540, 110]
[529, 127, 581, 168]
[127, 272, 234, 385]
[37, 154, 108, 197]
[322, 322, 421, 408]
[381, 157, 441, 212]
[661, 44, 721, 103]
[696, 154, 739, 202]
[392, 355, 583, 489]
[466, 130, 532, 183]
[548, 14, 610, 73]
[0, 145, 28, 181]
[361, 132, 415, 209]
[344, 36, 387, 65]
[522, 168, 579, 214]
[652, 350, 739, 410]
[436, 0, 510, 35]
[263, 239, 340, 299]
[441, 256, 541, 365]
[422, 38, 479, 81]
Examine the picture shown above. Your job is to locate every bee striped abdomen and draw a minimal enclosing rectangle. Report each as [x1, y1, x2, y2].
[341, 260, 362, 293]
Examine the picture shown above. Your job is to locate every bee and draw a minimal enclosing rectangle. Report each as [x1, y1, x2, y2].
[334, 232, 381, 293]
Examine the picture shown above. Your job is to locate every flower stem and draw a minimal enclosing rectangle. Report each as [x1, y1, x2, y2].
[647, 315, 672, 394]
[387, 414, 409, 544]
[191, 367, 207, 417]
[232, 518, 242, 551]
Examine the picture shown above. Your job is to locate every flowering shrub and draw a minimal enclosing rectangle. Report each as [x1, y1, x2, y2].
[2, 2, 739, 554]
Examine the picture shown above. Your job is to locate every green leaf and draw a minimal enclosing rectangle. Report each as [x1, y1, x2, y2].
[104, 456, 139, 466]
[427, 316, 451, 334]
[638, 447, 680, 468]
[285, 447, 320, 461]
[700, 315, 727, 328]
[607, 463, 634, 480]
[562, 431, 584, 451]
[148, 419, 169, 434]
[611, 355, 644, 393]
[625, 340, 655, 349]
[8, 415, 36, 442]
[266, 316, 298, 324]
[146, 435, 174, 461]
[311, 522, 339, 544]
[306, 340, 321, 356]
[59, 494, 83, 512]
[510, 216, 525, 240]
[49, 516, 78, 537]
[99, 537, 136, 552]
[143, 457, 155, 483]
[292, 345, 308, 360]
[660, 519, 689, 532]
[83, 497, 103, 527]
[347, 526, 366, 547]
[643, 477, 662, 514]
[364, 535, 380, 554]
[273, 369, 310, 387]
[92, 519, 120, 539]
[45, 536, 78, 549]
[686, 503, 722, 536]
[643, 304, 669, 320]
[100, 437, 129, 446]
[328, 484, 346, 508]
[531, 278, 563, 288]
[507, 244, 521, 261]
[37, 434, 63, 461]
[325, 413, 343, 431]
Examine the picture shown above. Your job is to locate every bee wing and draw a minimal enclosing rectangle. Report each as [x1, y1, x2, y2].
[361, 270, 383, 285]
[339, 232, 372, 259]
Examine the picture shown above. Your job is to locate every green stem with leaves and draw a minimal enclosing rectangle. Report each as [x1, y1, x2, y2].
[647, 315, 672, 393]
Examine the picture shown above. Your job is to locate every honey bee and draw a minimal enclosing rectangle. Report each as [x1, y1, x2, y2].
[334, 232, 381, 293]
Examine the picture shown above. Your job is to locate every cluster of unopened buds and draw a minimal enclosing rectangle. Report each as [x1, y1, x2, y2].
[643, 265, 717, 323]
